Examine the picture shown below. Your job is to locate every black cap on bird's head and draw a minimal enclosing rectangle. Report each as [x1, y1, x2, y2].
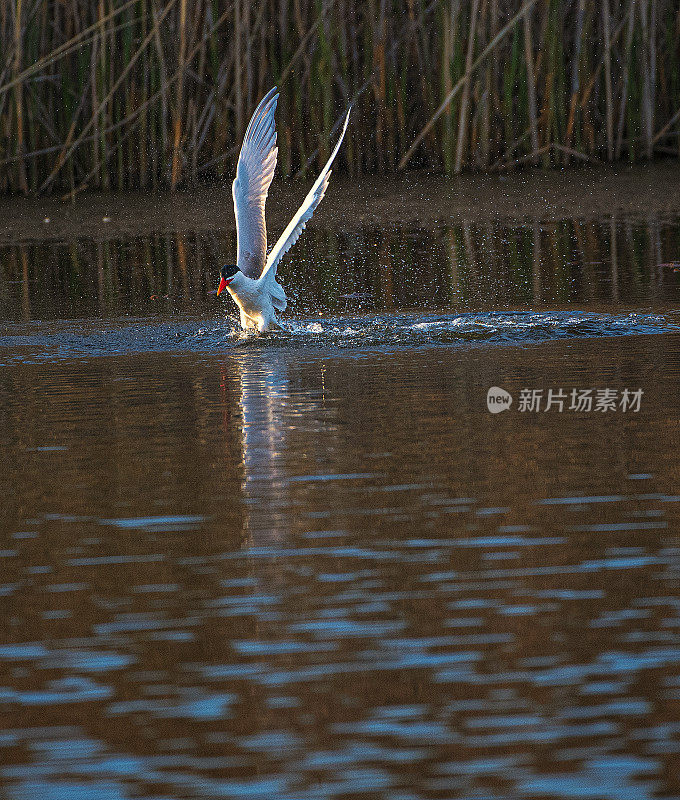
[221, 264, 239, 280]
[217, 264, 240, 296]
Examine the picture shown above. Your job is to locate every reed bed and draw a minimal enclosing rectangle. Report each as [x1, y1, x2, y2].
[1, 0, 679, 194]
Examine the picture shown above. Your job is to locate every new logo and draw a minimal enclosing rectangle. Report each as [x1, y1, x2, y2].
[487, 387, 513, 414]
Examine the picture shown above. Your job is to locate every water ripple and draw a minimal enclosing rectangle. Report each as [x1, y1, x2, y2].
[0, 309, 676, 363]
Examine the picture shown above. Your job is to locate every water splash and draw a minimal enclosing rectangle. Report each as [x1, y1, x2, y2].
[0, 310, 677, 364]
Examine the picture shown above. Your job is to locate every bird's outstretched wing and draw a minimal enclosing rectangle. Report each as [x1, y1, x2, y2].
[232, 87, 279, 278]
[259, 108, 351, 283]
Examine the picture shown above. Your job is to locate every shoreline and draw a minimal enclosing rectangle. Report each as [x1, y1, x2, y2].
[0, 161, 679, 244]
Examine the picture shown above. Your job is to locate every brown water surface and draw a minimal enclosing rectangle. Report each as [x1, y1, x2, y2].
[1, 207, 680, 799]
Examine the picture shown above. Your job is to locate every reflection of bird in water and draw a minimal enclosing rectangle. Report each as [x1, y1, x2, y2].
[224, 351, 291, 541]
[217, 87, 351, 333]
[222, 350, 334, 544]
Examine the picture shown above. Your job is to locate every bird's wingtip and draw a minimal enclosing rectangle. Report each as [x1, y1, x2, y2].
[262, 86, 278, 104]
[342, 107, 352, 131]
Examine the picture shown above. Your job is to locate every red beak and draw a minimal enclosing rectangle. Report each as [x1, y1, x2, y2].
[217, 277, 228, 297]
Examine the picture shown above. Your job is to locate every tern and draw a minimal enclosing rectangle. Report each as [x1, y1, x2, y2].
[217, 87, 351, 332]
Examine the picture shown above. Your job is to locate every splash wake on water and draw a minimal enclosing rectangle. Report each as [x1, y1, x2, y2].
[0, 309, 677, 364]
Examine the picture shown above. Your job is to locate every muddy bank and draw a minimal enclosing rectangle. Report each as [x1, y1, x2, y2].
[0, 162, 679, 244]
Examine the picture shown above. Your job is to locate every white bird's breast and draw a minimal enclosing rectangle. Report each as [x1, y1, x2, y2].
[227, 279, 276, 332]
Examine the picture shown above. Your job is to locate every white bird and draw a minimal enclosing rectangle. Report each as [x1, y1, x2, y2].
[217, 87, 351, 333]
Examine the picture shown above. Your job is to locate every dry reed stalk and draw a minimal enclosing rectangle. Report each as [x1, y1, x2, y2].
[616, 0, 637, 159]
[13, 0, 28, 194]
[170, 0, 187, 188]
[649, 0, 656, 136]
[523, 6, 539, 163]
[579, 8, 629, 115]
[564, 0, 585, 163]
[63, 0, 236, 198]
[491, 143, 550, 171]
[1, 0, 680, 192]
[399, 0, 540, 170]
[453, 0, 480, 174]
[90, 28, 100, 187]
[373, 0, 387, 173]
[0, 0, 139, 101]
[441, 0, 457, 156]
[639, 0, 654, 159]
[478, 0, 491, 169]
[602, 0, 614, 160]
[552, 143, 601, 163]
[39, 0, 178, 193]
